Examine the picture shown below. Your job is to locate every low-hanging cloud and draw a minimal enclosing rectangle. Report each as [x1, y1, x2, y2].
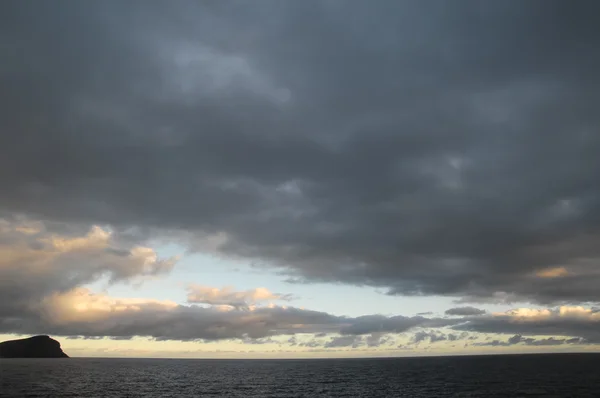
[1, 286, 448, 342]
[453, 306, 600, 344]
[472, 334, 583, 347]
[187, 285, 293, 309]
[445, 307, 486, 316]
[324, 335, 363, 349]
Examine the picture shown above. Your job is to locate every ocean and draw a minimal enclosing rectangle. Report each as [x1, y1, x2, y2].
[1, 353, 599, 397]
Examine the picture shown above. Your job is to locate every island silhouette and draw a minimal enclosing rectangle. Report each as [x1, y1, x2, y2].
[0, 335, 69, 358]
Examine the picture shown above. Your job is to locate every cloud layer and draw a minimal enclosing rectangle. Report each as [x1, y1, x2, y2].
[0, 219, 599, 349]
[2, 0, 600, 346]
[454, 306, 600, 344]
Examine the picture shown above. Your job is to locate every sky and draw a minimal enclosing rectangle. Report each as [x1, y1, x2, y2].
[1, 0, 600, 358]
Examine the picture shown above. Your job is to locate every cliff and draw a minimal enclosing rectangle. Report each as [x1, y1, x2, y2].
[0, 335, 69, 358]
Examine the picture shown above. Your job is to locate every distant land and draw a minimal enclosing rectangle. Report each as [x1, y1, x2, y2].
[0, 335, 69, 358]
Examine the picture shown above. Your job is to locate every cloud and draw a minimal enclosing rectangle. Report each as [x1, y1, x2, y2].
[473, 334, 582, 347]
[1, 217, 464, 343]
[448, 333, 467, 342]
[4, 216, 600, 348]
[324, 335, 363, 348]
[535, 267, 569, 279]
[412, 331, 430, 344]
[1, 287, 327, 340]
[299, 339, 322, 348]
[0, 219, 445, 342]
[287, 336, 298, 346]
[186, 285, 292, 308]
[454, 306, 600, 343]
[2, 1, 600, 310]
[24, 297, 597, 348]
[445, 307, 486, 316]
[336, 314, 456, 335]
[411, 330, 450, 344]
[0, 219, 177, 318]
[1, 286, 450, 342]
[366, 333, 394, 347]
[240, 337, 277, 345]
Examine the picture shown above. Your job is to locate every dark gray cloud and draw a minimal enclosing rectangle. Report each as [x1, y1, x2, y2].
[448, 333, 462, 342]
[410, 330, 474, 344]
[453, 308, 600, 343]
[0, 297, 334, 341]
[473, 334, 583, 347]
[1, 289, 442, 342]
[412, 331, 430, 344]
[445, 307, 486, 316]
[324, 335, 363, 348]
[365, 333, 393, 347]
[411, 330, 451, 344]
[2, 1, 600, 305]
[240, 337, 277, 345]
[299, 339, 322, 349]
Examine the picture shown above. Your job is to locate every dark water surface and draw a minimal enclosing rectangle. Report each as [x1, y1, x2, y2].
[2, 354, 600, 397]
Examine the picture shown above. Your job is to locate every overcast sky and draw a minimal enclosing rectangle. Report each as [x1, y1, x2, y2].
[2, 0, 600, 358]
